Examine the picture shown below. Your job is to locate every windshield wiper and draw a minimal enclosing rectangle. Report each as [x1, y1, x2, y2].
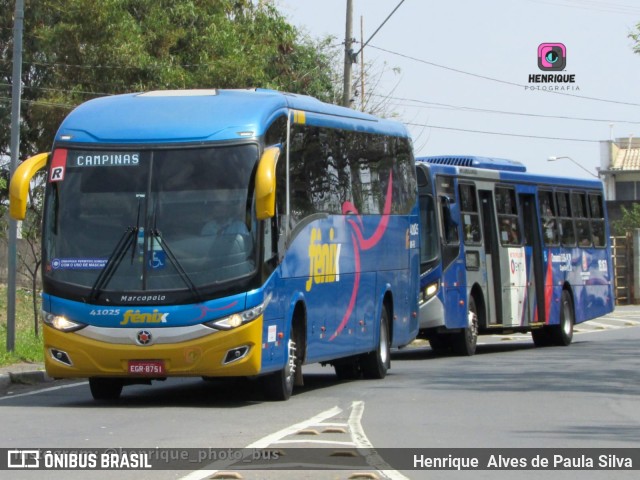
[150, 228, 203, 303]
[89, 227, 137, 302]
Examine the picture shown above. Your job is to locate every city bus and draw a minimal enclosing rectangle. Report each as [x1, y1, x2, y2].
[415, 155, 613, 355]
[10, 89, 420, 401]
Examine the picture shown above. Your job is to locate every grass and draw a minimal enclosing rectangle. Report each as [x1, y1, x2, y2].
[0, 284, 45, 367]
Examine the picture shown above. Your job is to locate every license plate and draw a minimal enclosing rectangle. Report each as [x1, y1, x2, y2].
[128, 360, 165, 375]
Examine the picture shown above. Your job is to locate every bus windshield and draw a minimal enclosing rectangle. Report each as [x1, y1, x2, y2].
[43, 144, 259, 299]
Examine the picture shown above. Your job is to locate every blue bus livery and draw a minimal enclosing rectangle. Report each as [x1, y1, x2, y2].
[10, 89, 420, 400]
[416, 155, 614, 355]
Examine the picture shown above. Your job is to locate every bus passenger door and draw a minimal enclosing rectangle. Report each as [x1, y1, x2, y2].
[493, 187, 527, 327]
[478, 190, 501, 325]
[519, 193, 545, 325]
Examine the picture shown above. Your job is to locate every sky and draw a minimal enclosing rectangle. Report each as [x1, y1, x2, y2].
[275, 0, 640, 179]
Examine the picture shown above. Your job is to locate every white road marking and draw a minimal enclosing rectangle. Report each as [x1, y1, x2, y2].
[179, 401, 411, 480]
[0, 381, 87, 401]
[178, 406, 342, 480]
[348, 400, 410, 480]
[245, 405, 342, 449]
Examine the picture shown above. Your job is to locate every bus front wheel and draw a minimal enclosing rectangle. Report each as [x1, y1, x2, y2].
[452, 297, 478, 356]
[361, 307, 391, 379]
[263, 334, 298, 401]
[89, 378, 123, 401]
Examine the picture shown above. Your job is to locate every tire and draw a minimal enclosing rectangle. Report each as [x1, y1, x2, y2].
[89, 378, 123, 401]
[361, 307, 391, 379]
[428, 334, 452, 355]
[531, 327, 552, 347]
[452, 297, 478, 356]
[263, 333, 298, 401]
[550, 290, 574, 346]
[334, 359, 361, 380]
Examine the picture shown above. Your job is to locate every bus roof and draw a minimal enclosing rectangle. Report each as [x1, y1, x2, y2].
[417, 155, 603, 190]
[55, 88, 409, 144]
[417, 155, 527, 172]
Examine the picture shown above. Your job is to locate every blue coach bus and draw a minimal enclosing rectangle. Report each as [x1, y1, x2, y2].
[10, 89, 420, 400]
[416, 155, 614, 355]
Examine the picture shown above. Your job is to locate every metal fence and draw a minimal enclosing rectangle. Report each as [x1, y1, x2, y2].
[611, 233, 635, 305]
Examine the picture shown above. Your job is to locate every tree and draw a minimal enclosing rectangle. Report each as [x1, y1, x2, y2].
[16, 172, 45, 333]
[0, 0, 343, 336]
[630, 23, 640, 55]
[611, 203, 640, 236]
[0, 0, 341, 159]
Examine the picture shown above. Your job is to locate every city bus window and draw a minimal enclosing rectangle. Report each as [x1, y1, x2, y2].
[538, 190, 559, 245]
[556, 191, 576, 246]
[588, 193, 606, 248]
[436, 176, 459, 245]
[571, 191, 591, 247]
[459, 183, 481, 244]
[419, 194, 440, 268]
[495, 186, 521, 246]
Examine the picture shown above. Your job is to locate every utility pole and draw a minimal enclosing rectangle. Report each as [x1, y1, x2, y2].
[7, 0, 25, 352]
[360, 15, 365, 112]
[342, 0, 354, 108]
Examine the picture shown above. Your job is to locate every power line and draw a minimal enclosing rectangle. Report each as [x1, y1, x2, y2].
[524, 0, 640, 15]
[0, 82, 114, 98]
[354, 0, 405, 56]
[405, 122, 600, 143]
[368, 44, 640, 108]
[0, 96, 75, 109]
[374, 93, 640, 125]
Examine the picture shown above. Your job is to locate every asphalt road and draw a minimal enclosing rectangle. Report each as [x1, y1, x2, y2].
[1, 306, 639, 480]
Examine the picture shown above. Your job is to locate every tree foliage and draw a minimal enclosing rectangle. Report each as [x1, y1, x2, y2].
[0, 0, 341, 159]
[611, 203, 640, 236]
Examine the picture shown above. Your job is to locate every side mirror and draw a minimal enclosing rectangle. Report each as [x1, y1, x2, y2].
[9, 152, 49, 220]
[255, 146, 280, 220]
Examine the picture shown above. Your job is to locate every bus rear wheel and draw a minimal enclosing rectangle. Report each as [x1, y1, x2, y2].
[361, 307, 391, 379]
[428, 334, 452, 354]
[452, 297, 478, 356]
[334, 358, 362, 380]
[550, 290, 574, 346]
[531, 327, 552, 347]
[89, 378, 123, 401]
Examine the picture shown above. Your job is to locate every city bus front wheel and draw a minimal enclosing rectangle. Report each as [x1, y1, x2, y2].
[452, 297, 478, 356]
[89, 378, 123, 401]
[263, 333, 298, 401]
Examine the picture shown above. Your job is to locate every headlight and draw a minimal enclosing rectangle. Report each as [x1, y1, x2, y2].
[420, 281, 440, 303]
[43, 312, 86, 332]
[204, 303, 264, 331]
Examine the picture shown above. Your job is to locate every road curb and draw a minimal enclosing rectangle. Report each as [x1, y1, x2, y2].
[0, 365, 52, 391]
[9, 370, 53, 385]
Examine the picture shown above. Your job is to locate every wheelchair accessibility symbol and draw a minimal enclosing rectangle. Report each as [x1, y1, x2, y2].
[149, 251, 166, 270]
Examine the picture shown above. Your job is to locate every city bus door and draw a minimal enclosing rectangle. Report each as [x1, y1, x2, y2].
[519, 193, 546, 325]
[478, 190, 501, 325]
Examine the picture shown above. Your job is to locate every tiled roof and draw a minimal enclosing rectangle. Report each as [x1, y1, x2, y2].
[612, 147, 640, 170]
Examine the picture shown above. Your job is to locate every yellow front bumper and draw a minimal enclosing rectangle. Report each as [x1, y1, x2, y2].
[43, 319, 262, 379]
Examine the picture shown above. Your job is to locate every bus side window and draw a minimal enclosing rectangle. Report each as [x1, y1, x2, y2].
[572, 192, 591, 247]
[589, 193, 606, 248]
[495, 186, 521, 246]
[539, 190, 559, 245]
[556, 191, 576, 246]
[459, 183, 481, 244]
[441, 196, 459, 244]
